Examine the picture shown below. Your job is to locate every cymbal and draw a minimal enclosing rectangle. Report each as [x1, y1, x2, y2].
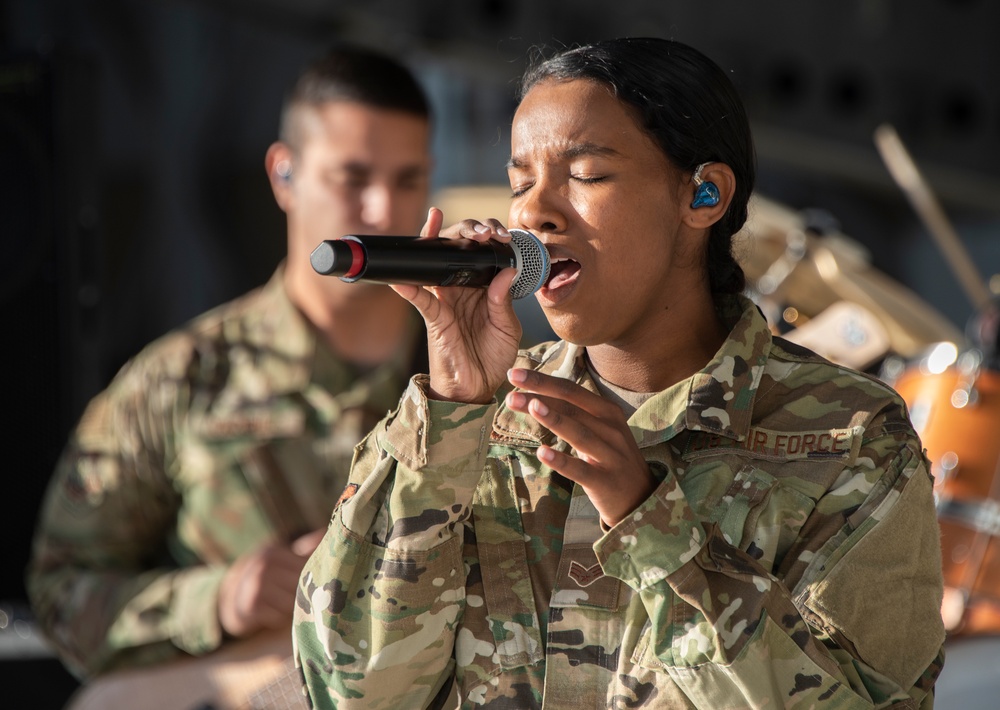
[737, 195, 965, 359]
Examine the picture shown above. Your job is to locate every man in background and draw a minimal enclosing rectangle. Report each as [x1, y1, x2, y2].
[26, 44, 432, 703]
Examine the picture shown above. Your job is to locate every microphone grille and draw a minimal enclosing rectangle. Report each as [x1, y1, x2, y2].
[508, 229, 551, 299]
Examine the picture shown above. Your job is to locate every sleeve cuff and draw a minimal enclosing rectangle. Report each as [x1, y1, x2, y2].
[169, 564, 228, 656]
[595, 473, 707, 592]
[383, 375, 497, 470]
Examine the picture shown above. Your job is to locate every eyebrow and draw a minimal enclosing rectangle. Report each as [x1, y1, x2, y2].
[338, 162, 428, 178]
[342, 162, 371, 175]
[506, 141, 621, 169]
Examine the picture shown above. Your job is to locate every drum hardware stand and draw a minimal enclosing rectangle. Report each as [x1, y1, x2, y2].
[936, 347, 989, 627]
[935, 379, 1000, 633]
[751, 211, 852, 337]
[753, 207, 845, 302]
[873, 123, 992, 314]
[753, 226, 807, 299]
[747, 225, 809, 338]
[937, 450, 1000, 633]
[950, 350, 983, 409]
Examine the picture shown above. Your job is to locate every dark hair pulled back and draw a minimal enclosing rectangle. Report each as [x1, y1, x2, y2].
[518, 38, 755, 294]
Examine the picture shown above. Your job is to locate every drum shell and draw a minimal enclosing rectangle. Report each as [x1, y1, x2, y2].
[894, 365, 1000, 635]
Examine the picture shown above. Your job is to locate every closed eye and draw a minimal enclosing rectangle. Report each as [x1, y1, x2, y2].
[510, 174, 606, 198]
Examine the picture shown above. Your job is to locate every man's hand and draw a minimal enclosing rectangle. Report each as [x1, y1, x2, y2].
[218, 528, 326, 639]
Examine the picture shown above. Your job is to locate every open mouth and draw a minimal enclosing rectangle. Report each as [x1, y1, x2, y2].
[542, 257, 581, 292]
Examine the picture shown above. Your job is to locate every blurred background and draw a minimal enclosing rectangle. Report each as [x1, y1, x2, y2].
[3, 0, 999, 704]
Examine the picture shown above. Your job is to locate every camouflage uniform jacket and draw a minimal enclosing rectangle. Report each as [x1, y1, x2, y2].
[27, 267, 421, 679]
[294, 295, 946, 709]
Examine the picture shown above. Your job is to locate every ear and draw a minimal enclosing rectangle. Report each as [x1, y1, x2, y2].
[265, 142, 294, 212]
[680, 162, 736, 230]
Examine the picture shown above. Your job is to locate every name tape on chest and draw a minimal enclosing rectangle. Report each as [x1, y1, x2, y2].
[196, 409, 305, 439]
[687, 426, 860, 462]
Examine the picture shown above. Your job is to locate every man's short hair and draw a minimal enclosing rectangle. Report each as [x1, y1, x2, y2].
[279, 44, 431, 152]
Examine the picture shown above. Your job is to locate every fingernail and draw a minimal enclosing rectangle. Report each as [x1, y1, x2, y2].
[498, 227, 511, 238]
[474, 223, 490, 234]
[508, 368, 526, 384]
[530, 400, 549, 417]
[506, 391, 525, 408]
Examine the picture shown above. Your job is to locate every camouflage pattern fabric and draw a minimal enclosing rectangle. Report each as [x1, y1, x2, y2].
[27, 268, 419, 679]
[293, 295, 946, 709]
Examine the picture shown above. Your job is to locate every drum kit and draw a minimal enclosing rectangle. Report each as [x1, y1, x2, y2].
[433, 128, 1000, 643]
[741, 127, 1000, 643]
[742, 127, 1000, 708]
[738, 190, 1000, 639]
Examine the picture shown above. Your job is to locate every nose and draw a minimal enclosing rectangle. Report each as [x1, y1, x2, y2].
[509, 178, 566, 235]
[360, 183, 393, 232]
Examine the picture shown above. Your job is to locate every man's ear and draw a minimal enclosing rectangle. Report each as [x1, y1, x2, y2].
[681, 162, 736, 230]
[265, 142, 294, 212]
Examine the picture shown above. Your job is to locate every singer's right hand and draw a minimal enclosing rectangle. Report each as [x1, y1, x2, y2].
[391, 207, 523, 404]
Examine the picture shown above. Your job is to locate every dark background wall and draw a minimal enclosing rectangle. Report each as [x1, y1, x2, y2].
[2, 1, 998, 704]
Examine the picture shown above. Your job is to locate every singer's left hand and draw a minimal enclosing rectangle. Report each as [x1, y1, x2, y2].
[505, 368, 657, 528]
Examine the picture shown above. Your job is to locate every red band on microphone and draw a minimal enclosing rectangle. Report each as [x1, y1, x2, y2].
[344, 239, 365, 278]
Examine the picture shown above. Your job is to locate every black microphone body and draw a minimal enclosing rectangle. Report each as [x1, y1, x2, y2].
[310, 229, 550, 299]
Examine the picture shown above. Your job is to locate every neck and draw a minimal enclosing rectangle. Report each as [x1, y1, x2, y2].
[285, 269, 414, 367]
[586, 290, 728, 393]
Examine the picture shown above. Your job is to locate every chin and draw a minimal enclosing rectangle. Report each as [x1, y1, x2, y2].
[542, 309, 604, 347]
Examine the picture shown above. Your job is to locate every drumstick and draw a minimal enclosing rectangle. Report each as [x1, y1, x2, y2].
[873, 123, 992, 312]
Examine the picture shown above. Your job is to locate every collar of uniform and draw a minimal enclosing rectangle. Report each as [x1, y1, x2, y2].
[194, 266, 421, 441]
[186, 265, 321, 440]
[491, 295, 770, 448]
[240, 263, 328, 395]
[679, 294, 770, 443]
[249, 264, 421, 403]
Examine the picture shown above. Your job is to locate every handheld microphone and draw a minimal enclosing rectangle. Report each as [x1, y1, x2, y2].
[310, 229, 550, 299]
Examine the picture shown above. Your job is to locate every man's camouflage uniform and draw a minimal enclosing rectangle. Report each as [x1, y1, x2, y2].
[27, 268, 420, 679]
[293, 295, 946, 709]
